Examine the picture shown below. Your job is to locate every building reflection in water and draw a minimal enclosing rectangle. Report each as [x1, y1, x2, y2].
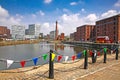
[54, 43, 65, 51]
[73, 46, 84, 54]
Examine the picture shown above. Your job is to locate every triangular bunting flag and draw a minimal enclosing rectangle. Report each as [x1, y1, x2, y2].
[97, 52, 100, 56]
[94, 52, 97, 57]
[111, 50, 113, 54]
[72, 55, 76, 61]
[42, 54, 48, 61]
[64, 56, 69, 62]
[83, 50, 86, 56]
[7, 60, 14, 68]
[32, 57, 38, 65]
[89, 50, 93, 56]
[77, 53, 82, 59]
[20, 60, 26, 67]
[57, 55, 62, 62]
[104, 48, 107, 53]
[51, 53, 56, 61]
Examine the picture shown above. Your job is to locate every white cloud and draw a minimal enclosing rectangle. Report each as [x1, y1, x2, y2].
[0, 6, 21, 27]
[38, 10, 45, 16]
[85, 14, 97, 23]
[70, 2, 77, 6]
[81, 8, 86, 13]
[43, 22, 50, 28]
[44, 0, 52, 4]
[63, 8, 69, 13]
[114, 0, 120, 7]
[0, 6, 9, 18]
[32, 14, 37, 18]
[41, 22, 55, 35]
[58, 13, 83, 35]
[101, 10, 119, 19]
[33, 10, 45, 17]
[81, 8, 85, 12]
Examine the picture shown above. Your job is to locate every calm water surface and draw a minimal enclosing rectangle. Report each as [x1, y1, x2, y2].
[0, 42, 84, 70]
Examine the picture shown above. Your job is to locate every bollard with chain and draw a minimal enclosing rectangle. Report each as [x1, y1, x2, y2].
[49, 50, 54, 79]
[84, 50, 88, 69]
[92, 50, 97, 63]
[115, 48, 119, 60]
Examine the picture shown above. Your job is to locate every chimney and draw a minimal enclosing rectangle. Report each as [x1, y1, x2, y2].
[55, 21, 58, 40]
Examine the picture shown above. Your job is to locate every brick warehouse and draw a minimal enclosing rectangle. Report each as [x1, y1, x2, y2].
[75, 25, 95, 41]
[0, 26, 11, 39]
[96, 14, 120, 43]
[70, 14, 120, 43]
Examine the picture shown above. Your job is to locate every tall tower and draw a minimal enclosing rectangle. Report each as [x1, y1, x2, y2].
[55, 21, 58, 40]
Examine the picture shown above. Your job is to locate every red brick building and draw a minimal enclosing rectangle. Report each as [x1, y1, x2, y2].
[96, 14, 120, 43]
[0, 26, 11, 39]
[70, 33, 74, 40]
[60, 33, 64, 40]
[75, 25, 95, 41]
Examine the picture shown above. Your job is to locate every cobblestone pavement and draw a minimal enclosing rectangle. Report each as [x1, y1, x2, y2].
[0, 54, 120, 80]
[77, 60, 120, 80]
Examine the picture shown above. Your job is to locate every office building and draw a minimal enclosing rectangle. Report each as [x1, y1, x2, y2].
[11, 25, 25, 40]
[28, 24, 41, 38]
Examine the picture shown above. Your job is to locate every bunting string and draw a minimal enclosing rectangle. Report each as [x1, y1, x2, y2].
[0, 47, 118, 69]
[0, 61, 49, 73]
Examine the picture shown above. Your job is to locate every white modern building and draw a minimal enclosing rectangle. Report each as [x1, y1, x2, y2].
[11, 25, 25, 40]
[27, 24, 41, 38]
[50, 31, 56, 40]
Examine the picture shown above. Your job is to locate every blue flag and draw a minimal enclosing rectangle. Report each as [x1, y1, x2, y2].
[32, 57, 38, 65]
[77, 53, 82, 59]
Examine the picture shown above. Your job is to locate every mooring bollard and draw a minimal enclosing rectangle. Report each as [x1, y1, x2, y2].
[93, 50, 97, 63]
[49, 50, 54, 79]
[115, 48, 119, 60]
[92, 52, 94, 63]
[84, 50, 88, 69]
[103, 48, 107, 63]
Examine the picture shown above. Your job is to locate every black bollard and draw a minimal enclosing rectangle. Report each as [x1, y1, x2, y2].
[103, 48, 107, 63]
[84, 50, 88, 69]
[49, 50, 54, 79]
[92, 52, 94, 63]
[115, 48, 119, 60]
[94, 50, 97, 63]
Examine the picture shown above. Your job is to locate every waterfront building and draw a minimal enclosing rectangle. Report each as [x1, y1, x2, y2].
[70, 33, 74, 41]
[60, 33, 65, 40]
[25, 29, 29, 35]
[28, 24, 41, 38]
[75, 25, 95, 41]
[24, 35, 35, 39]
[11, 25, 25, 40]
[96, 14, 120, 43]
[39, 33, 44, 39]
[0, 26, 11, 39]
[50, 31, 56, 40]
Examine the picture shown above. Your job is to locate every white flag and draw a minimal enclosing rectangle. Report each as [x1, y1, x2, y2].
[111, 50, 113, 54]
[7, 60, 14, 68]
[64, 56, 69, 62]
[94, 53, 97, 57]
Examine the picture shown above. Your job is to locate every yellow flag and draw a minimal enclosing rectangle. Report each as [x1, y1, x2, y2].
[51, 53, 56, 61]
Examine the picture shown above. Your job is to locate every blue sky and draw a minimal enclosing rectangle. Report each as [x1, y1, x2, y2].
[0, 0, 120, 35]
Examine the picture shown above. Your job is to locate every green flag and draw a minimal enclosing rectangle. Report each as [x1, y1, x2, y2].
[104, 48, 107, 53]
[83, 50, 86, 56]
[42, 54, 48, 60]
